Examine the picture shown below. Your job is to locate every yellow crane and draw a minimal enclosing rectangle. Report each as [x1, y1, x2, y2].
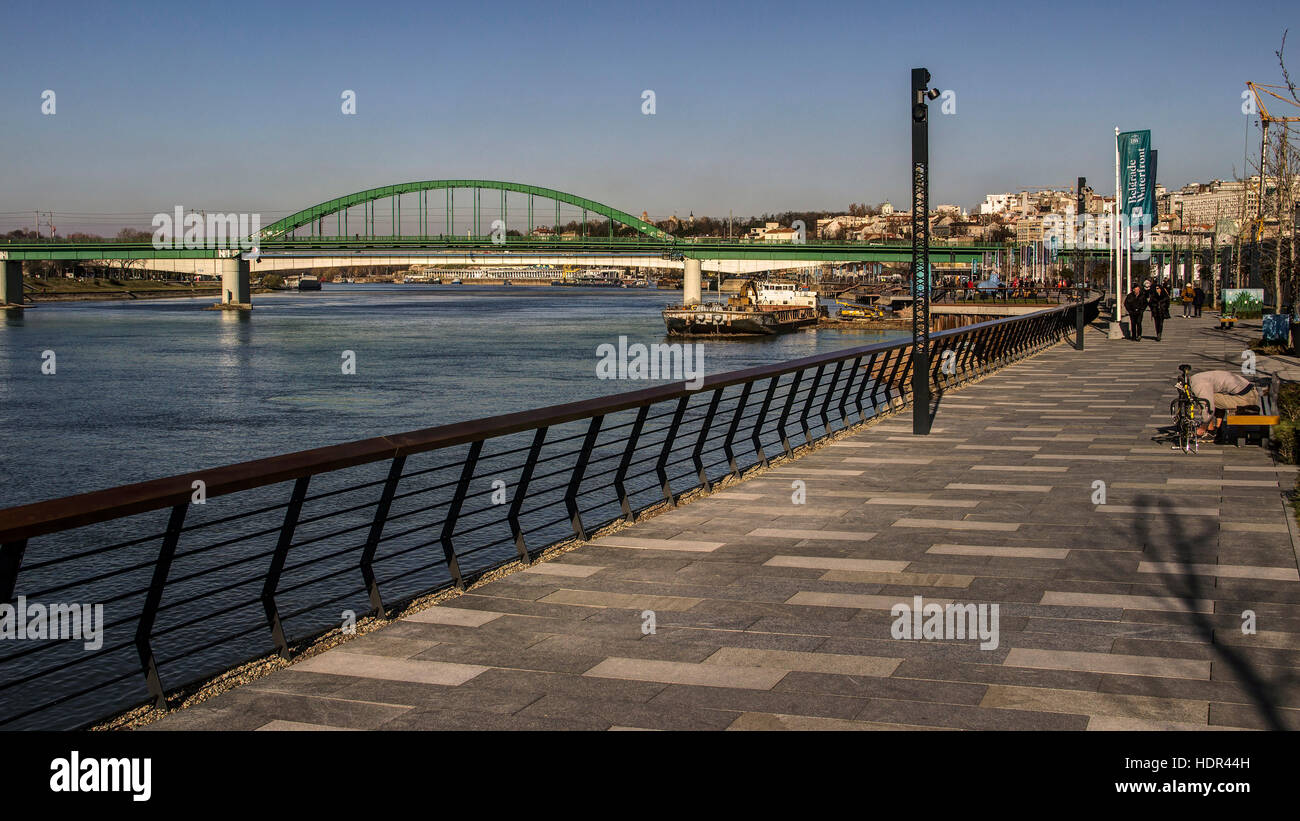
[1244, 82, 1300, 241]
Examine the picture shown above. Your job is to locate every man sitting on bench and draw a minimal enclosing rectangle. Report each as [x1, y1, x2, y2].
[1191, 370, 1259, 439]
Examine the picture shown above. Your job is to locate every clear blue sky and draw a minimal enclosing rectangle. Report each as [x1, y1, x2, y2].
[1, 0, 1296, 232]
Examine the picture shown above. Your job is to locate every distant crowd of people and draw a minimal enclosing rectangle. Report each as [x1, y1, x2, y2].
[1123, 279, 1204, 341]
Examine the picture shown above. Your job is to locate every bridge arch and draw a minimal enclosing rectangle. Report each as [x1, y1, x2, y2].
[258, 180, 673, 242]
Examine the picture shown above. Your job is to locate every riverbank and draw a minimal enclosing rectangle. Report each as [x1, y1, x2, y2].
[22, 278, 268, 302]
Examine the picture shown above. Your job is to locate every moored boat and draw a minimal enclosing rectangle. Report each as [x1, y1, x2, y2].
[662, 280, 820, 336]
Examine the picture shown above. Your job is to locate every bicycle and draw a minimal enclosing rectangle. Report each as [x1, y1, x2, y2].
[1170, 364, 1211, 454]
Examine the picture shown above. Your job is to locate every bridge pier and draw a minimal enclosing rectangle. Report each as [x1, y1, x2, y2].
[683, 258, 702, 306]
[217, 257, 251, 310]
[1, 260, 23, 308]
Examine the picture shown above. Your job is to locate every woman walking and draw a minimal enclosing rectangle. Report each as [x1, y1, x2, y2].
[1149, 280, 1170, 341]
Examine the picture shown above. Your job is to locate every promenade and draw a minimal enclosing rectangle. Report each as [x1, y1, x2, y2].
[150, 315, 1300, 731]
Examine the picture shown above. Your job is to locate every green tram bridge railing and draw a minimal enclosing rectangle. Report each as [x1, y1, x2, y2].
[0, 294, 1101, 729]
[0, 235, 1122, 263]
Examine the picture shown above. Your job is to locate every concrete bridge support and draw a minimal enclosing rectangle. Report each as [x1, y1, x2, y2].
[219, 257, 251, 309]
[683, 257, 702, 306]
[1, 260, 23, 307]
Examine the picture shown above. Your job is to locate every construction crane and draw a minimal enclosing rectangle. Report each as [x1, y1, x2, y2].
[1244, 82, 1300, 241]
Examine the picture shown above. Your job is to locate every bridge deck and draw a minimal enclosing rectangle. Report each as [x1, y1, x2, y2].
[150, 316, 1300, 731]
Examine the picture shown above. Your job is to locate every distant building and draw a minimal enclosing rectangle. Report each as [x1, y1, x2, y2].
[747, 222, 800, 242]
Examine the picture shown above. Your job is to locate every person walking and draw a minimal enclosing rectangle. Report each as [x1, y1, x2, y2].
[1193, 284, 1205, 317]
[1149, 280, 1169, 341]
[1124, 283, 1146, 341]
[1181, 283, 1195, 317]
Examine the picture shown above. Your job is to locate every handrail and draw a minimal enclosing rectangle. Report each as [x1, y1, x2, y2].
[0, 299, 1087, 544]
[0, 293, 1101, 729]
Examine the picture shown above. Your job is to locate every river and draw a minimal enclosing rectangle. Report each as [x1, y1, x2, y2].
[0, 283, 901, 508]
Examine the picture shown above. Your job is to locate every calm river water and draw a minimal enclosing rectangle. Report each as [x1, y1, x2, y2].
[0, 284, 901, 508]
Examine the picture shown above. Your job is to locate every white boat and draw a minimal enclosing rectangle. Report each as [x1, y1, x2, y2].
[751, 280, 818, 308]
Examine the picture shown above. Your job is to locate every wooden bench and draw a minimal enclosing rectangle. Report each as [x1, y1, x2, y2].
[1224, 372, 1281, 448]
[1219, 314, 1238, 330]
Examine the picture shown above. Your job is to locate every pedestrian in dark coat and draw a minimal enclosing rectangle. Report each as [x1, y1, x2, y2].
[1193, 285, 1205, 317]
[1149, 280, 1170, 341]
[1124, 283, 1147, 341]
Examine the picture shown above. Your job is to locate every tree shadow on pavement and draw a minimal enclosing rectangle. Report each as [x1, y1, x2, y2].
[1130, 493, 1298, 730]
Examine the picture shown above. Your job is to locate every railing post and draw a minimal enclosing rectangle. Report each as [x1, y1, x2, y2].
[656, 396, 691, 506]
[361, 455, 405, 616]
[751, 376, 780, 467]
[614, 408, 648, 522]
[262, 476, 310, 659]
[868, 350, 890, 409]
[800, 365, 825, 447]
[510, 427, 548, 559]
[995, 324, 1012, 368]
[0, 540, 27, 605]
[439, 440, 482, 588]
[853, 354, 874, 421]
[820, 361, 845, 437]
[972, 327, 987, 379]
[777, 370, 804, 457]
[692, 389, 724, 492]
[135, 502, 189, 709]
[897, 347, 915, 405]
[723, 382, 753, 479]
[566, 416, 604, 541]
[836, 356, 860, 427]
[884, 346, 908, 406]
[961, 327, 977, 381]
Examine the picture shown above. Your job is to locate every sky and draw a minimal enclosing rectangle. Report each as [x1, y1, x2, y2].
[1, 0, 1297, 233]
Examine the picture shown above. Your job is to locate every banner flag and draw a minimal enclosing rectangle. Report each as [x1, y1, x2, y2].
[1118, 130, 1154, 231]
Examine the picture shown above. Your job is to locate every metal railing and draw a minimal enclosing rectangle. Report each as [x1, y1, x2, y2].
[0, 295, 1100, 729]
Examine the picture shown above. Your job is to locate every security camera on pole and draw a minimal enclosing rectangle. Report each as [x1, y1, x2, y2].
[911, 68, 940, 436]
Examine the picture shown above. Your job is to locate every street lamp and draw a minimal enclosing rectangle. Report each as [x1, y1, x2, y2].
[1075, 176, 1086, 350]
[911, 68, 940, 435]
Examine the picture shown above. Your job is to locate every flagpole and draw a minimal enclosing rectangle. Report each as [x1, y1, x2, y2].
[1109, 126, 1122, 339]
[1125, 221, 1132, 296]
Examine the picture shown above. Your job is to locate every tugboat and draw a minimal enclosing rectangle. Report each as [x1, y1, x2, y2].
[662, 279, 820, 336]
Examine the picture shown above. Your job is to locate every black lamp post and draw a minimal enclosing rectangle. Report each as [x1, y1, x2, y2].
[1076, 176, 1086, 350]
[911, 68, 940, 435]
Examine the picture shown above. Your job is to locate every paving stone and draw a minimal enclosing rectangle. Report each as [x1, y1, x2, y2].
[1003, 648, 1211, 679]
[584, 657, 788, 689]
[702, 647, 901, 677]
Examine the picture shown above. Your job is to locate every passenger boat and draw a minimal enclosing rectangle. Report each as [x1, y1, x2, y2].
[297, 275, 322, 291]
[663, 280, 820, 336]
